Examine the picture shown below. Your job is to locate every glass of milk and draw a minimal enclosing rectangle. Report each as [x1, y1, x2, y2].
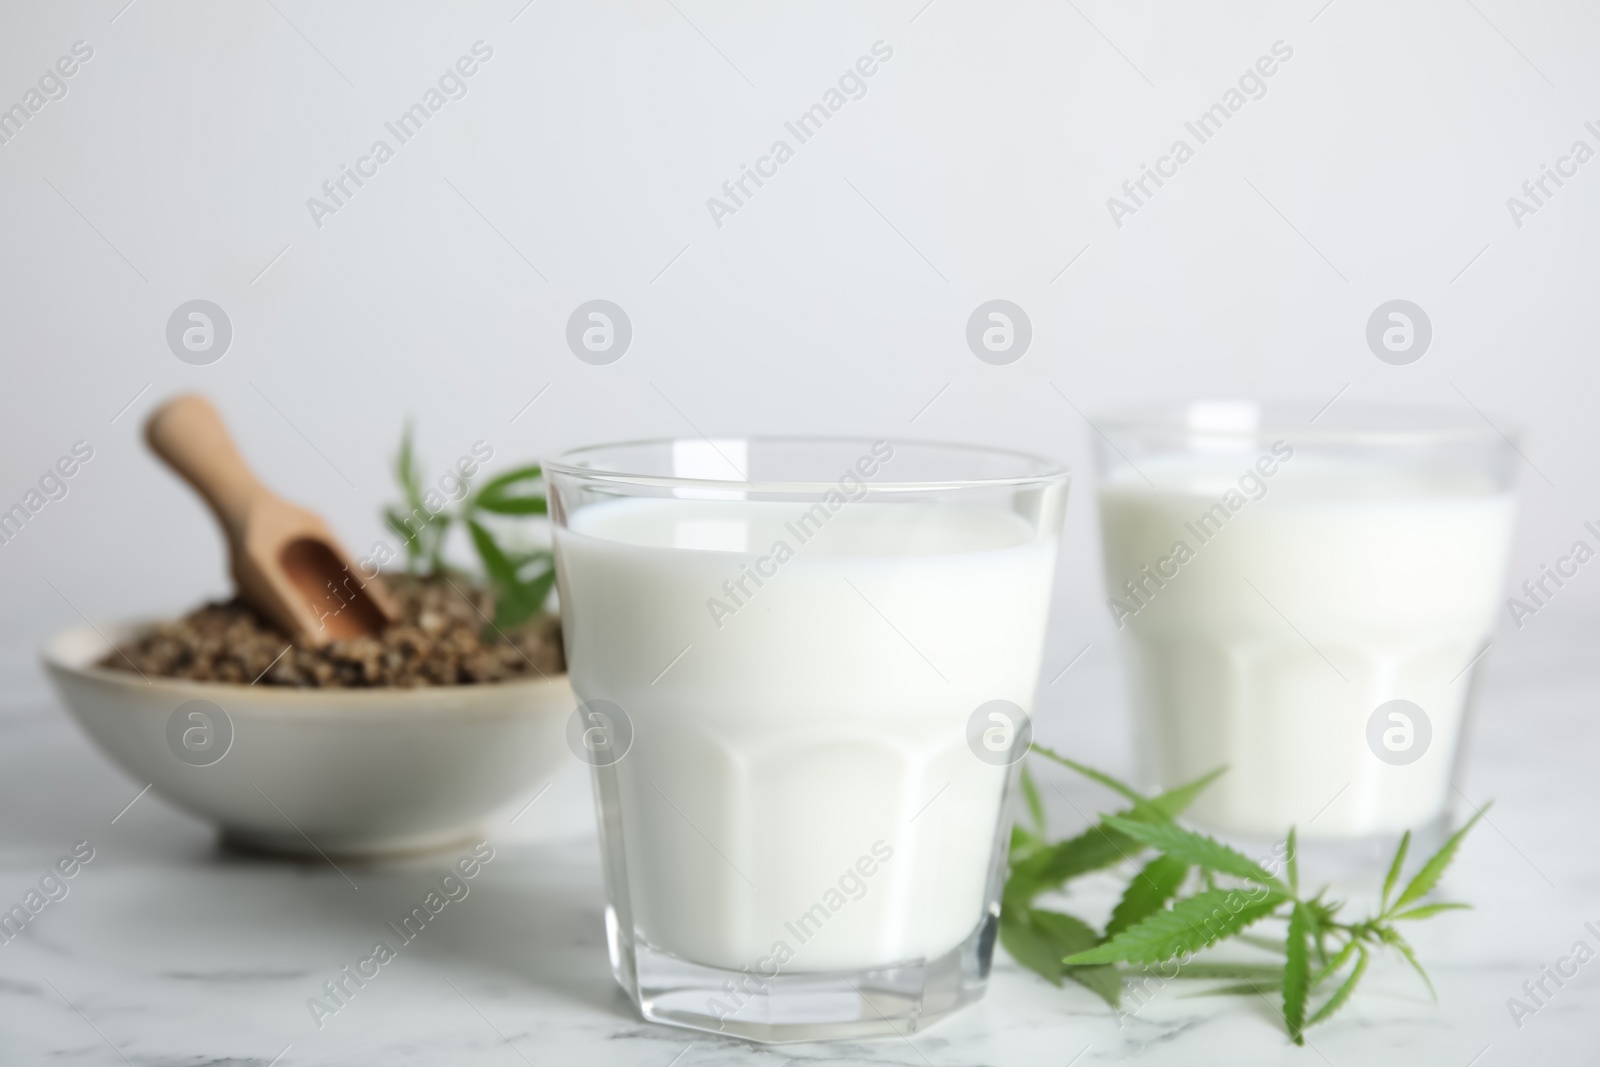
[547, 438, 1068, 1042]
[1095, 402, 1517, 859]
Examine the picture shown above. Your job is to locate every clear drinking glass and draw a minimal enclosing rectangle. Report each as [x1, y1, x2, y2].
[1093, 402, 1517, 862]
[546, 438, 1068, 1042]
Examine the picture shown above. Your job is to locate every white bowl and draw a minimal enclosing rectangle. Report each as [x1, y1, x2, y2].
[43, 622, 575, 858]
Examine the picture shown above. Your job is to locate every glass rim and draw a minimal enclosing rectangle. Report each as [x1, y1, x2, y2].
[544, 436, 1071, 493]
[1092, 401, 1519, 447]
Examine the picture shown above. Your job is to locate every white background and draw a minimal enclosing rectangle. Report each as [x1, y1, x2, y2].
[3, 0, 1598, 707]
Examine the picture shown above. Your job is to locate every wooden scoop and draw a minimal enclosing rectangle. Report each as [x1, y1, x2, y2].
[146, 394, 397, 646]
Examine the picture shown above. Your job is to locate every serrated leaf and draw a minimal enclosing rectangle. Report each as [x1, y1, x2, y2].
[1003, 770, 1228, 909]
[474, 463, 543, 498]
[1381, 830, 1411, 912]
[1030, 744, 1147, 804]
[493, 568, 556, 633]
[1306, 946, 1368, 1028]
[1146, 766, 1229, 819]
[1007, 823, 1141, 902]
[1023, 909, 1121, 1008]
[1380, 927, 1436, 999]
[1010, 824, 1046, 861]
[469, 463, 546, 517]
[1065, 964, 1124, 1008]
[1104, 816, 1289, 893]
[1031, 909, 1100, 955]
[1286, 828, 1299, 896]
[1020, 762, 1046, 833]
[474, 492, 548, 516]
[1389, 902, 1472, 922]
[426, 513, 452, 570]
[466, 520, 552, 632]
[999, 908, 1102, 992]
[1305, 895, 1339, 965]
[395, 422, 424, 514]
[1064, 889, 1285, 966]
[1283, 903, 1311, 1045]
[385, 508, 421, 559]
[1390, 806, 1488, 914]
[1001, 873, 1041, 914]
[1032, 823, 1140, 884]
[1107, 855, 1188, 938]
[467, 519, 520, 590]
[388, 421, 426, 573]
[1031, 748, 1227, 819]
[999, 913, 1065, 987]
[1311, 939, 1357, 985]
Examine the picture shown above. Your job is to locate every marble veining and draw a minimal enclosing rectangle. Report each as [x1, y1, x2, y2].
[0, 622, 1594, 1066]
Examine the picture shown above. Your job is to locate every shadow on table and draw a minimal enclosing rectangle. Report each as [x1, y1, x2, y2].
[205, 836, 630, 1016]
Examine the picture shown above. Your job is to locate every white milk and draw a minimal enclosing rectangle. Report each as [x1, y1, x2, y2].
[556, 498, 1057, 971]
[1100, 458, 1514, 839]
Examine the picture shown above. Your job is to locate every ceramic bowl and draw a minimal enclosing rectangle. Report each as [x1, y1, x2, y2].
[43, 621, 575, 858]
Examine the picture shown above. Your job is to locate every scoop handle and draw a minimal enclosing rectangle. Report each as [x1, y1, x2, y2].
[145, 394, 266, 542]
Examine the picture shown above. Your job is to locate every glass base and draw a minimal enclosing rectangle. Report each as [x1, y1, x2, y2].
[609, 906, 998, 1044]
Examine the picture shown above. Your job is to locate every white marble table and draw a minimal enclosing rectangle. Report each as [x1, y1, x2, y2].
[1, 619, 1594, 1067]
